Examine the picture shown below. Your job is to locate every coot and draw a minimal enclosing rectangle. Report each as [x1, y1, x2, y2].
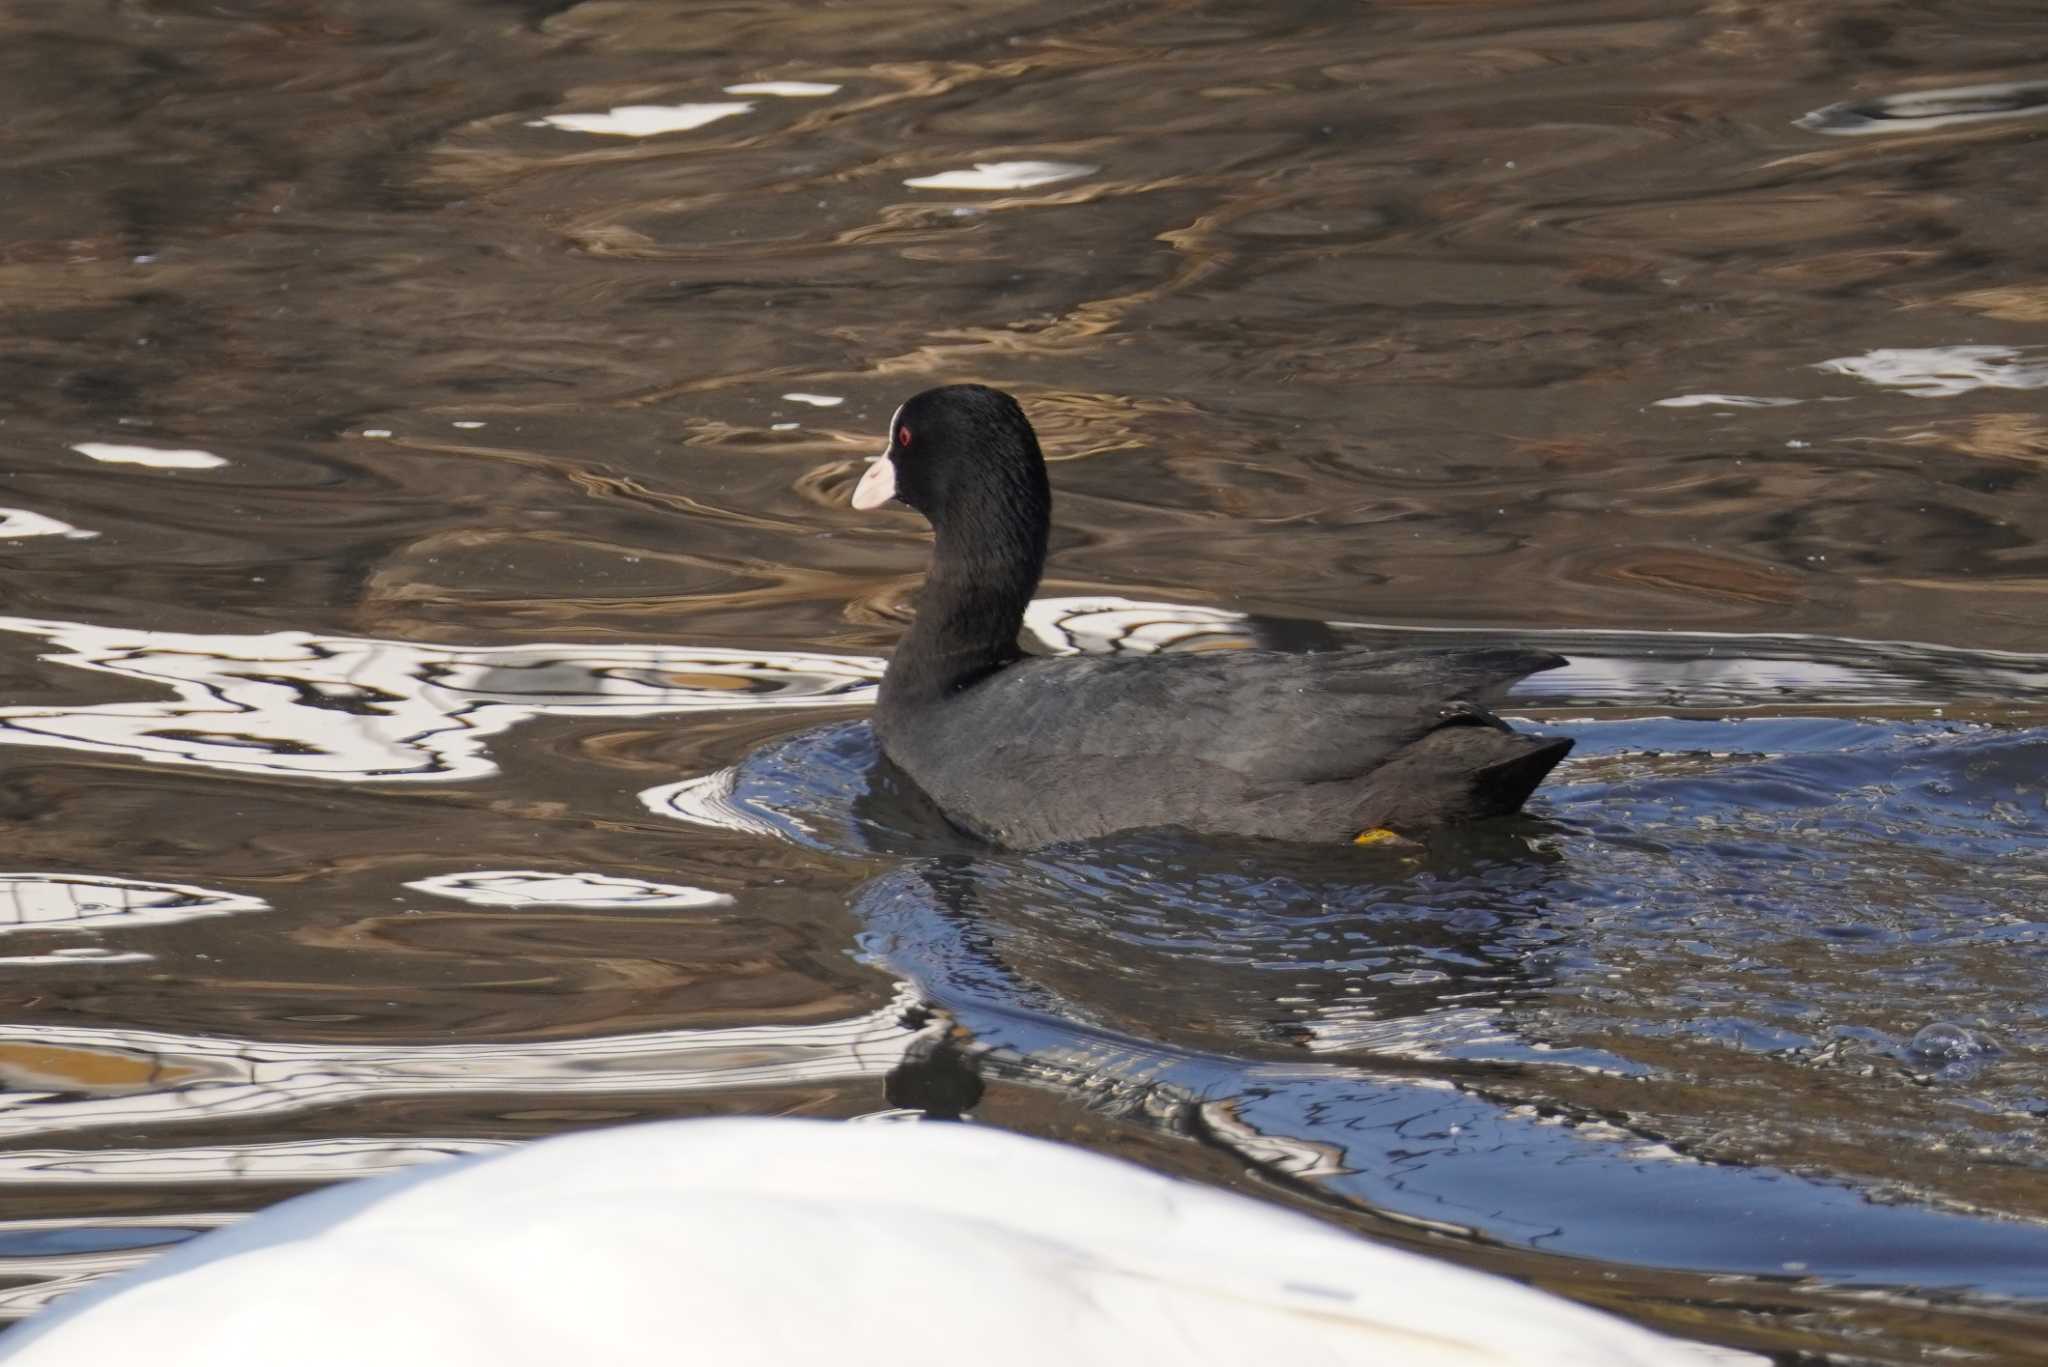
[852, 385, 1572, 848]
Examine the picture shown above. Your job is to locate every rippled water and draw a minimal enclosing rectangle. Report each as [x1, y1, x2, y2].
[2, 1, 2046, 1360]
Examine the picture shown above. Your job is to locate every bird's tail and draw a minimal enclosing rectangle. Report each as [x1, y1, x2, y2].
[1351, 729, 1574, 831]
[1470, 734, 1574, 818]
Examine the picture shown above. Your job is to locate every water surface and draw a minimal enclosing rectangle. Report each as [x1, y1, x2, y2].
[1, 1, 2046, 1360]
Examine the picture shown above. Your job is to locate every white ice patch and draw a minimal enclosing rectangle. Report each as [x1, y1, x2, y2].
[68, 443, 225, 470]
[528, 103, 752, 137]
[0, 509, 96, 540]
[781, 392, 843, 407]
[1652, 394, 1803, 409]
[405, 870, 732, 910]
[1816, 345, 2048, 398]
[903, 161, 1097, 191]
[723, 81, 840, 97]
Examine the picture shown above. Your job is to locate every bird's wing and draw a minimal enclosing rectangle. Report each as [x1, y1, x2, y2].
[952, 647, 1566, 787]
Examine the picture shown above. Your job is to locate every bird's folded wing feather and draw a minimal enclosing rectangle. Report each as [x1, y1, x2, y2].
[959, 648, 1566, 786]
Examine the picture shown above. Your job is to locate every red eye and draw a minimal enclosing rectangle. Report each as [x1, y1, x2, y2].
[897, 425, 912, 447]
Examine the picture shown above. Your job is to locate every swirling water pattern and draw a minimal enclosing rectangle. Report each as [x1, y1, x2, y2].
[0, 0, 2046, 1360]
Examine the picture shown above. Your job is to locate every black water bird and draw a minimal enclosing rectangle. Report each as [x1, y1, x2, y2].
[852, 384, 1572, 848]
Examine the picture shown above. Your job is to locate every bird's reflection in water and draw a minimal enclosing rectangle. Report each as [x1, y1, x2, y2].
[868, 833, 1575, 1068]
[656, 714, 1577, 1063]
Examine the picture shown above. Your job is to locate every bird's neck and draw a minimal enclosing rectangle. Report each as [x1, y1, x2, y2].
[880, 505, 1046, 709]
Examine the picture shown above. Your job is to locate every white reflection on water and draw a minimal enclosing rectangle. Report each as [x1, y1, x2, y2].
[1798, 80, 2048, 136]
[1298, 1005, 1517, 1060]
[1197, 1100, 1351, 1181]
[403, 870, 732, 910]
[1650, 393, 1802, 409]
[1818, 344, 2048, 397]
[526, 103, 752, 136]
[903, 161, 1097, 191]
[1029, 597, 2048, 701]
[1022, 596, 1253, 655]
[0, 875, 264, 938]
[66, 444, 224, 471]
[0, 950, 151, 968]
[0, 984, 933, 1143]
[4, 602, 2040, 791]
[0, 1137, 506, 1187]
[0, 616, 879, 782]
[723, 81, 840, 97]
[642, 763, 813, 839]
[0, 510, 96, 541]
[0, 1215, 240, 1318]
[1529, 653, 1872, 700]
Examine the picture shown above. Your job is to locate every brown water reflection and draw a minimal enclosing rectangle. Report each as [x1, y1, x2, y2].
[2, 0, 2047, 1360]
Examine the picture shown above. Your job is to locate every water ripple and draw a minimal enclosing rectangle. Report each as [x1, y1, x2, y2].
[1799, 80, 2048, 136]
[0, 875, 263, 940]
[0, 616, 878, 782]
[0, 986, 934, 1142]
[7, 0, 2048, 1353]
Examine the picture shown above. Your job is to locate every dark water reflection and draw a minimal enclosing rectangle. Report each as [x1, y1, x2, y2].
[3, 0, 2048, 1360]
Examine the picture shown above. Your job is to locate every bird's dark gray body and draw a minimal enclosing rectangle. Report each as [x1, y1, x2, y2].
[855, 384, 1574, 850]
[874, 644, 1571, 848]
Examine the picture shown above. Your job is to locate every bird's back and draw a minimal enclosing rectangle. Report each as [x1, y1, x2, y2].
[877, 646, 1573, 845]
